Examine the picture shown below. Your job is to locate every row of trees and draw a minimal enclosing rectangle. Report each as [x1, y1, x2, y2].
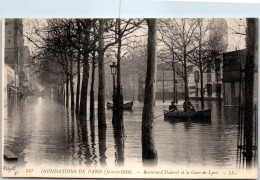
[26, 18, 158, 164]
[26, 18, 228, 117]
[158, 18, 228, 109]
[26, 19, 141, 116]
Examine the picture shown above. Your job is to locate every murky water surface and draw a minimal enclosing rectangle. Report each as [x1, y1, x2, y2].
[4, 96, 239, 168]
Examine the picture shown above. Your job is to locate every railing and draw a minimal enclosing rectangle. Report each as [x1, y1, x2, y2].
[237, 104, 258, 168]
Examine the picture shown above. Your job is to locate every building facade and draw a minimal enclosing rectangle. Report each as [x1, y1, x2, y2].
[189, 54, 224, 100]
[222, 49, 246, 105]
[4, 19, 33, 103]
[5, 19, 24, 71]
[157, 63, 185, 101]
[222, 49, 258, 106]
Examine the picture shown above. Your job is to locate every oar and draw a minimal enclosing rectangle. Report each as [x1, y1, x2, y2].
[154, 109, 175, 119]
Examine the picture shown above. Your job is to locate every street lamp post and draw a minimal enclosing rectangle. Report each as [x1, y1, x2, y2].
[110, 62, 117, 123]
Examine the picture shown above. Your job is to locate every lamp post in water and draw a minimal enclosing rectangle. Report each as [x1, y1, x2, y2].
[110, 62, 117, 124]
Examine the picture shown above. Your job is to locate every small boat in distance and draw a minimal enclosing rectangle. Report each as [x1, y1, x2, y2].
[164, 109, 211, 120]
[106, 101, 133, 111]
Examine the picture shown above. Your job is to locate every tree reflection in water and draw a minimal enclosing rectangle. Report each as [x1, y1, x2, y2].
[3, 97, 248, 168]
[76, 114, 92, 166]
[112, 114, 125, 166]
[98, 125, 107, 167]
[89, 115, 97, 165]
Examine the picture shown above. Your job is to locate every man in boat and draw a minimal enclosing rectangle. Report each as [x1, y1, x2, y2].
[183, 98, 195, 113]
[169, 101, 178, 112]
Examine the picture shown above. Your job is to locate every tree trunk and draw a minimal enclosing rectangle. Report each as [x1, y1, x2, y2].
[66, 74, 69, 108]
[117, 19, 122, 94]
[115, 19, 124, 129]
[162, 70, 165, 103]
[76, 50, 81, 113]
[79, 58, 89, 115]
[79, 26, 90, 115]
[61, 83, 64, 104]
[200, 69, 204, 109]
[68, 20, 75, 110]
[198, 30, 204, 109]
[244, 18, 258, 167]
[183, 52, 189, 100]
[90, 51, 96, 121]
[70, 62, 75, 110]
[63, 84, 65, 105]
[172, 59, 176, 103]
[142, 19, 158, 165]
[98, 19, 106, 129]
[114, 20, 125, 163]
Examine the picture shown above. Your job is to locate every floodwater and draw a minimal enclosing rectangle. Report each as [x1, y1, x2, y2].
[4, 96, 240, 168]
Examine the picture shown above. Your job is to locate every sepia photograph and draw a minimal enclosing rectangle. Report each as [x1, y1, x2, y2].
[2, 18, 258, 178]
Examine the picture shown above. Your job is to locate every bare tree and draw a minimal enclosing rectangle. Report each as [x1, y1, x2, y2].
[158, 21, 179, 102]
[26, 19, 78, 107]
[97, 19, 119, 129]
[111, 18, 144, 132]
[187, 18, 212, 109]
[79, 19, 93, 115]
[158, 18, 199, 101]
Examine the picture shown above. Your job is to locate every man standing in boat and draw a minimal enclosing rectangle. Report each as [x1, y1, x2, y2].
[183, 98, 195, 113]
[169, 101, 178, 112]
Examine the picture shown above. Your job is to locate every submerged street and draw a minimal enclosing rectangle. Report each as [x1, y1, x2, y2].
[4, 96, 240, 168]
[2, 17, 258, 179]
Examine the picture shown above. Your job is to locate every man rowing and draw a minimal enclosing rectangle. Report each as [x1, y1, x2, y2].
[183, 98, 195, 113]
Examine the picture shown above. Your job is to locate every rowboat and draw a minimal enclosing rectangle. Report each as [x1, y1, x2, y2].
[106, 101, 133, 110]
[164, 109, 211, 120]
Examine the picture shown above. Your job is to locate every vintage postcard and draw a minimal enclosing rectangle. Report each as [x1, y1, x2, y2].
[1, 18, 258, 178]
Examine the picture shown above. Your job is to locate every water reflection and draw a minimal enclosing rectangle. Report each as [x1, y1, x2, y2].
[89, 116, 97, 165]
[75, 114, 92, 166]
[98, 126, 107, 166]
[4, 97, 242, 168]
[112, 115, 125, 166]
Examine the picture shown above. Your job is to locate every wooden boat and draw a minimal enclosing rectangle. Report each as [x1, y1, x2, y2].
[106, 101, 133, 110]
[164, 109, 211, 120]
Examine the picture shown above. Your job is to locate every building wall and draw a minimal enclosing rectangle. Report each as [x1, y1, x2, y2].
[189, 63, 223, 100]
[4, 19, 34, 96]
[5, 19, 24, 71]
[3, 64, 20, 106]
[223, 49, 246, 105]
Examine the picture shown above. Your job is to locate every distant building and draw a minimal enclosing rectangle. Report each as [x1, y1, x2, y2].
[105, 55, 142, 101]
[4, 19, 34, 101]
[4, 19, 24, 101]
[5, 19, 24, 72]
[222, 49, 258, 106]
[3, 64, 20, 105]
[188, 53, 224, 100]
[157, 63, 185, 101]
[21, 46, 34, 92]
[222, 49, 246, 105]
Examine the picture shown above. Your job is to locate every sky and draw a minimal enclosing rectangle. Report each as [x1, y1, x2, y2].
[22, 18, 246, 55]
[226, 18, 246, 51]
